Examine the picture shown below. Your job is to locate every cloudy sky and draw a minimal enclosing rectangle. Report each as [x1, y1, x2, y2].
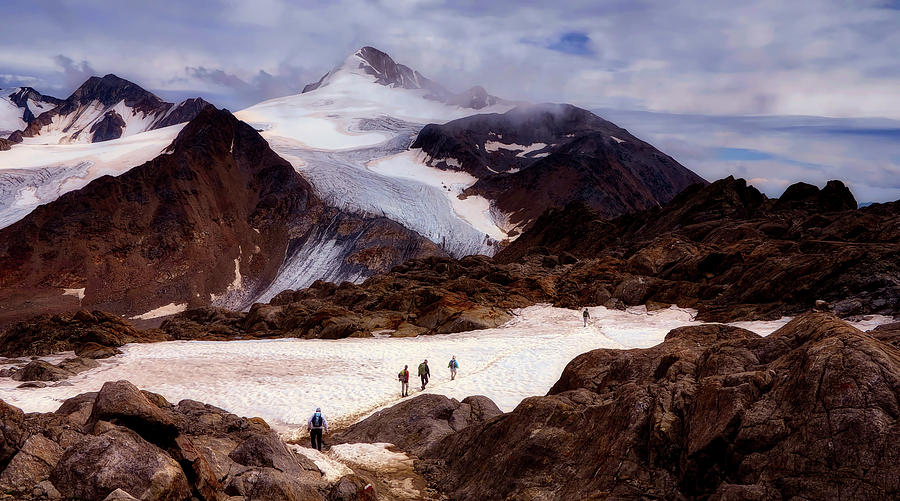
[2, 0, 899, 201]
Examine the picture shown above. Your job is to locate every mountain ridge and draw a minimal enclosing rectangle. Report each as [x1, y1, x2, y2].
[5, 74, 212, 144]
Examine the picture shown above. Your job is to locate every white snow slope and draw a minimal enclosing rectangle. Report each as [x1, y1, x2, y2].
[0, 124, 183, 229]
[1, 305, 892, 437]
[0, 89, 26, 135]
[235, 57, 514, 301]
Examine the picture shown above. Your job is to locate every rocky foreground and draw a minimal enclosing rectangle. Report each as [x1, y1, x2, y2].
[0, 379, 385, 501]
[333, 313, 900, 500]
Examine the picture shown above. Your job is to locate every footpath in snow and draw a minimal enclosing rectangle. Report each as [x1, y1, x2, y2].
[0, 305, 892, 437]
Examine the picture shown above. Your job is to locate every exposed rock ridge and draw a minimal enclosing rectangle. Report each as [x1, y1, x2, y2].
[416, 313, 900, 500]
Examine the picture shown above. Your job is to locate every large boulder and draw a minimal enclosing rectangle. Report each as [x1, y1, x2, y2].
[88, 381, 179, 444]
[0, 434, 64, 495]
[224, 467, 324, 500]
[228, 433, 319, 476]
[332, 394, 501, 457]
[50, 427, 191, 501]
[0, 399, 26, 470]
[328, 475, 376, 501]
[12, 361, 74, 382]
[420, 313, 900, 499]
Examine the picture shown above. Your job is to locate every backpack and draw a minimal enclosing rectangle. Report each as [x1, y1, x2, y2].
[312, 413, 323, 427]
[398, 370, 407, 381]
[450, 359, 458, 369]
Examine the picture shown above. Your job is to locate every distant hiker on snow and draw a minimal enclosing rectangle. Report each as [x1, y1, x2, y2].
[398, 364, 410, 397]
[583, 308, 590, 327]
[448, 356, 459, 380]
[418, 360, 430, 390]
[307, 407, 328, 451]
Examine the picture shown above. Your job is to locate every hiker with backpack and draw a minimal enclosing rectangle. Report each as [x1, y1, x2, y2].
[398, 364, 410, 397]
[418, 359, 430, 390]
[583, 308, 590, 327]
[307, 407, 329, 451]
[448, 355, 459, 380]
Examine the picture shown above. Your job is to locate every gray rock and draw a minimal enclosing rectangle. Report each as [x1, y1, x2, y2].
[101, 488, 139, 500]
[50, 427, 191, 501]
[332, 393, 501, 457]
[0, 434, 64, 494]
[17, 381, 49, 389]
[329, 475, 376, 501]
[12, 361, 73, 382]
[0, 399, 26, 469]
[88, 380, 178, 444]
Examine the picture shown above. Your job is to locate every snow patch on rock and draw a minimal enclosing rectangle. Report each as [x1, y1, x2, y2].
[129, 302, 187, 321]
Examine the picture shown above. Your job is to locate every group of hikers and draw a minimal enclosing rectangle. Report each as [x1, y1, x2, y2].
[397, 355, 459, 397]
[306, 355, 460, 451]
[307, 311, 592, 450]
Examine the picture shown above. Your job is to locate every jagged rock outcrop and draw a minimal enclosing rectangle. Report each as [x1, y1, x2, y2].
[0, 87, 61, 136]
[0, 380, 328, 500]
[415, 313, 900, 500]
[411, 103, 706, 228]
[10, 74, 212, 144]
[0, 310, 148, 357]
[332, 394, 501, 457]
[497, 177, 900, 320]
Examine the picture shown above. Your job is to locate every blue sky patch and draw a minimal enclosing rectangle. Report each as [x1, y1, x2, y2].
[546, 32, 594, 56]
[713, 148, 774, 161]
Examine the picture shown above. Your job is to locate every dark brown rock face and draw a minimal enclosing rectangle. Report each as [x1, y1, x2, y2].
[0, 106, 309, 324]
[332, 394, 501, 457]
[418, 313, 900, 500]
[412, 103, 706, 228]
[0, 382, 328, 500]
[89, 110, 127, 142]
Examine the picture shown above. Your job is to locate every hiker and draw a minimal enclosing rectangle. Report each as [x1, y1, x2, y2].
[418, 359, 430, 390]
[583, 308, 590, 327]
[307, 407, 328, 451]
[398, 364, 410, 397]
[448, 355, 459, 380]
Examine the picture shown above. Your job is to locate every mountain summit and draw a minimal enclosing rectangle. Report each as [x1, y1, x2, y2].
[302, 46, 505, 109]
[7, 74, 211, 144]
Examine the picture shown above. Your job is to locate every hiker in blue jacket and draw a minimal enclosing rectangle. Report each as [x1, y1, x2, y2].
[307, 407, 329, 451]
[448, 355, 459, 380]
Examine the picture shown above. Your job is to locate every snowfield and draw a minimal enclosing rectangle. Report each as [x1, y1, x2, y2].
[1, 305, 892, 438]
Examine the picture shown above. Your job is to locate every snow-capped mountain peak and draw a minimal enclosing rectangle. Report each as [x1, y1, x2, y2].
[301, 46, 505, 110]
[7, 74, 211, 145]
[0, 87, 61, 136]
